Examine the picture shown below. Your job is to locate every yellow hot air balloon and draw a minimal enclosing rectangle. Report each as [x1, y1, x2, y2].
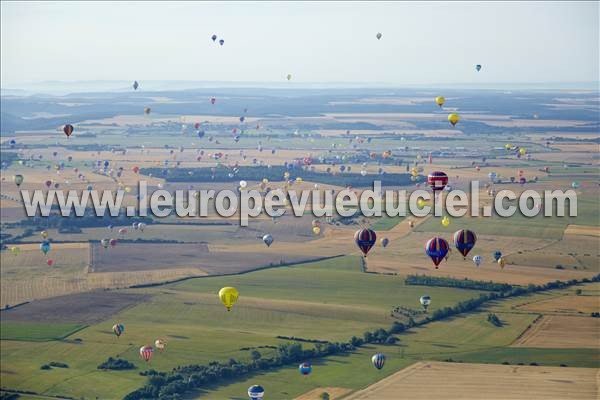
[10, 246, 20, 256]
[312, 226, 321, 235]
[40, 230, 49, 239]
[441, 216, 450, 227]
[504, 143, 513, 150]
[435, 96, 445, 107]
[417, 198, 427, 208]
[295, 177, 303, 184]
[498, 257, 506, 269]
[519, 148, 526, 156]
[448, 113, 460, 127]
[219, 287, 239, 311]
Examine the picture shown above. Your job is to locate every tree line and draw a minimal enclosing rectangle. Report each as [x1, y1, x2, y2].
[141, 165, 413, 188]
[124, 274, 599, 400]
[405, 275, 514, 292]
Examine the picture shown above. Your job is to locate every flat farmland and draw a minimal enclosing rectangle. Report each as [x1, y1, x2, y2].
[1, 291, 151, 324]
[91, 242, 325, 273]
[515, 293, 600, 315]
[343, 361, 599, 400]
[511, 315, 600, 349]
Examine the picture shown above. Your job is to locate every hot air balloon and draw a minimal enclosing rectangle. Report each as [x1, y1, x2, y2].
[133, 81, 139, 90]
[112, 323, 125, 338]
[155, 338, 166, 351]
[139, 345, 154, 362]
[381, 238, 389, 248]
[109, 238, 118, 247]
[472, 255, 482, 267]
[427, 171, 448, 192]
[46, 259, 54, 266]
[211, 97, 216, 105]
[40, 241, 51, 255]
[132, 166, 140, 174]
[299, 362, 312, 376]
[498, 257, 506, 269]
[211, 34, 217, 42]
[312, 226, 321, 235]
[63, 124, 74, 137]
[493, 250, 502, 262]
[10, 246, 20, 256]
[372, 353, 385, 370]
[219, 286, 239, 311]
[262, 234, 274, 247]
[435, 96, 445, 108]
[419, 295, 431, 311]
[144, 107, 151, 115]
[476, 64, 482, 72]
[219, 39, 225, 45]
[441, 216, 450, 227]
[354, 228, 376, 257]
[286, 74, 292, 81]
[453, 229, 477, 258]
[425, 237, 449, 268]
[408, 220, 415, 228]
[448, 113, 460, 127]
[376, 32, 382, 40]
[40, 230, 48, 239]
[13, 174, 24, 187]
[248, 385, 265, 400]
[571, 181, 580, 189]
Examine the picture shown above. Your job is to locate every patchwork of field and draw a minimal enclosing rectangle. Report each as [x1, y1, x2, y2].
[515, 293, 600, 315]
[343, 361, 599, 400]
[512, 315, 599, 349]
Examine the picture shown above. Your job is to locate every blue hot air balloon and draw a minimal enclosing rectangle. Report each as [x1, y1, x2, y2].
[453, 229, 477, 258]
[425, 237, 449, 268]
[247, 385, 264, 400]
[371, 353, 386, 370]
[299, 362, 312, 376]
[476, 64, 482, 72]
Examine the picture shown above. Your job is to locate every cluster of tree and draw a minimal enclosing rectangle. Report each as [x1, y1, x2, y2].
[124, 275, 599, 399]
[125, 320, 408, 400]
[239, 345, 277, 351]
[97, 357, 136, 371]
[405, 275, 513, 292]
[0, 393, 20, 400]
[141, 165, 413, 188]
[275, 336, 329, 344]
[40, 361, 69, 370]
[487, 313, 503, 327]
[9, 214, 153, 232]
[391, 305, 422, 318]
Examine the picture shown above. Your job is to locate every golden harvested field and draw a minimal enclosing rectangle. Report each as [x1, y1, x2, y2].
[512, 315, 600, 349]
[294, 387, 351, 400]
[564, 225, 600, 238]
[515, 294, 600, 315]
[343, 361, 600, 400]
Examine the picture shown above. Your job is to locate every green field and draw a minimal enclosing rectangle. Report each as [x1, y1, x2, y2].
[369, 214, 406, 231]
[2, 255, 596, 399]
[1, 322, 86, 342]
[0, 256, 486, 399]
[415, 194, 599, 239]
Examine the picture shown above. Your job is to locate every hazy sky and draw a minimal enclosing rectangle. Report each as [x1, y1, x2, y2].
[1, 1, 598, 86]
